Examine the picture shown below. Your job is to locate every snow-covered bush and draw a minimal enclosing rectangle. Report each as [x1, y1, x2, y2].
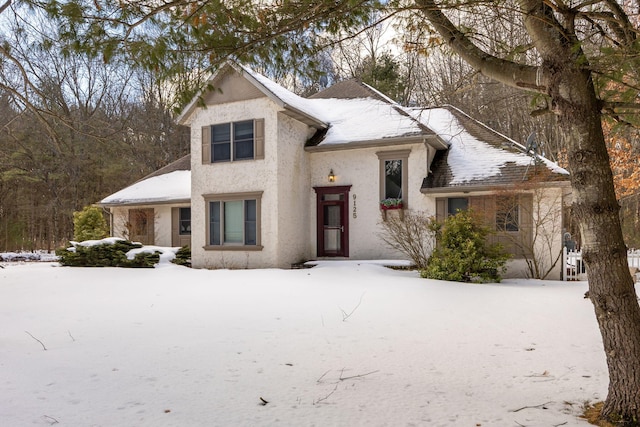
[56, 238, 159, 268]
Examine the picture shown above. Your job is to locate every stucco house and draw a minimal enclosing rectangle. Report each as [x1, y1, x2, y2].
[100, 62, 571, 278]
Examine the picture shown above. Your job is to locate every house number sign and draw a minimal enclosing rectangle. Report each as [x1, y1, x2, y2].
[352, 194, 357, 219]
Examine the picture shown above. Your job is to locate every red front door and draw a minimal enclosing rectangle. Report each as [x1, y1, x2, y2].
[314, 186, 351, 257]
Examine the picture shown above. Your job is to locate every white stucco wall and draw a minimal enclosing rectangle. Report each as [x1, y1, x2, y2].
[275, 113, 313, 265]
[188, 96, 312, 269]
[308, 142, 433, 260]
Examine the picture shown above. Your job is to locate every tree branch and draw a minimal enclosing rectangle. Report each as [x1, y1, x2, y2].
[415, 0, 544, 93]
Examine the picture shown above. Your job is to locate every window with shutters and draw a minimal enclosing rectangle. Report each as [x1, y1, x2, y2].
[202, 119, 264, 164]
[203, 191, 263, 250]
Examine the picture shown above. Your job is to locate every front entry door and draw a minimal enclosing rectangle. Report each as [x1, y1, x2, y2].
[128, 208, 154, 245]
[314, 186, 351, 257]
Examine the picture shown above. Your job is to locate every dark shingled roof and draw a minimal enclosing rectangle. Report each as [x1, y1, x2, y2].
[421, 107, 569, 191]
[308, 79, 393, 103]
[136, 154, 191, 183]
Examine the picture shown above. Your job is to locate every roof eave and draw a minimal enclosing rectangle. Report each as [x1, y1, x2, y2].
[420, 179, 571, 194]
[99, 198, 191, 208]
[305, 135, 442, 152]
[281, 104, 328, 128]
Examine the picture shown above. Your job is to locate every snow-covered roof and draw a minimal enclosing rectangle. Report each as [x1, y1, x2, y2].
[242, 65, 435, 147]
[178, 62, 439, 148]
[411, 106, 569, 189]
[99, 170, 190, 206]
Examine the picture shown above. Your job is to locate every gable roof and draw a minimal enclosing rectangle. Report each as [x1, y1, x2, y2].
[177, 62, 445, 150]
[412, 107, 569, 191]
[99, 155, 191, 207]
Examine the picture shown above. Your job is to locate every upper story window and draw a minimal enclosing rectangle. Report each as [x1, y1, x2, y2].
[377, 150, 410, 207]
[202, 119, 264, 164]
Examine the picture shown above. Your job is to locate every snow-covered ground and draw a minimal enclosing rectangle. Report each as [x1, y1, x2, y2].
[0, 258, 608, 426]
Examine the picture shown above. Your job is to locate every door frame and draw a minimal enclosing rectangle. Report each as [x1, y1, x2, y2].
[313, 185, 351, 257]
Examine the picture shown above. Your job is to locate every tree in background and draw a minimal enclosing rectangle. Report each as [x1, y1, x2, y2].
[0, 3, 190, 250]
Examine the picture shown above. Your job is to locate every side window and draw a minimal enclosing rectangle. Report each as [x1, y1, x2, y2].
[179, 207, 191, 235]
[202, 119, 264, 164]
[447, 197, 469, 216]
[377, 150, 410, 207]
[496, 196, 519, 232]
[436, 197, 469, 222]
[205, 192, 263, 249]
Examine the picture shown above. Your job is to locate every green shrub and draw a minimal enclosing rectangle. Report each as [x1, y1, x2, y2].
[421, 209, 510, 283]
[73, 206, 109, 242]
[56, 239, 159, 268]
[171, 246, 191, 267]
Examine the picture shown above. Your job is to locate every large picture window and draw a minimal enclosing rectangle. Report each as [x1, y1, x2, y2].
[204, 192, 262, 250]
[202, 119, 264, 164]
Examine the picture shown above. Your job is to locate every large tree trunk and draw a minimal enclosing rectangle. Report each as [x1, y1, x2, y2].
[417, 0, 640, 422]
[521, 3, 640, 422]
[557, 67, 640, 424]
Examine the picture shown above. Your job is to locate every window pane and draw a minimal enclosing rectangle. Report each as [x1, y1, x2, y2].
[209, 202, 220, 245]
[234, 140, 254, 160]
[322, 194, 343, 201]
[448, 198, 468, 216]
[323, 205, 341, 251]
[224, 201, 243, 243]
[234, 120, 254, 139]
[245, 200, 257, 245]
[212, 124, 231, 162]
[234, 121, 254, 160]
[212, 124, 231, 142]
[212, 142, 231, 162]
[385, 159, 403, 199]
[497, 199, 519, 231]
[179, 207, 191, 235]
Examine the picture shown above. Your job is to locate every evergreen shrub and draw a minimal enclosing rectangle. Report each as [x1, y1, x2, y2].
[56, 239, 160, 268]
[171, 246, 191, 267]
[422, 209, 510, 283]
[73, 206, 109, 242]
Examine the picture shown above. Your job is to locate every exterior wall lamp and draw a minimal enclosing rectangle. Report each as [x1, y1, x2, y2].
[328, 169, 336, 183]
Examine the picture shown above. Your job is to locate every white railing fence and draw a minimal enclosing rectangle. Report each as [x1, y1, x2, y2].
[563, 248, 640, 281]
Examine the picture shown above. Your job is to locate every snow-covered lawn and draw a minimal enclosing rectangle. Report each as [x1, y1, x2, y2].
[0, 260, 608, 426]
